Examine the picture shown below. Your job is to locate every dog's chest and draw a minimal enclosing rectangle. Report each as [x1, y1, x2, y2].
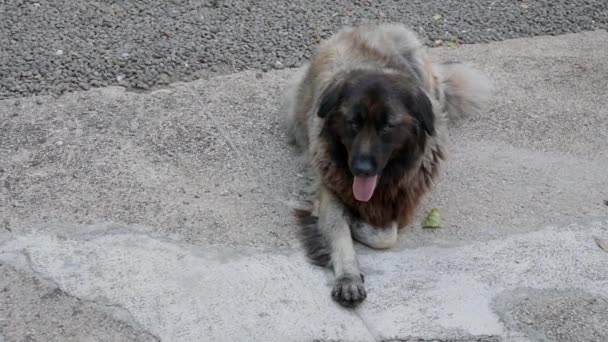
[340, 183, 425, 228]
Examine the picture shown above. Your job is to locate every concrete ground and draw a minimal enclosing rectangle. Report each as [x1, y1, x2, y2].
[1, 30, 608, 341]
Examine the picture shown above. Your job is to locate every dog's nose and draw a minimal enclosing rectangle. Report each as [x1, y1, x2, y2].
[352, 157, 376, 176]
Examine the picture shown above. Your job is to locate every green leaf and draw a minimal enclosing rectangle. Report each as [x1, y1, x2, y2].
[432, 14, 442, 20]
[422, 208, 442, 229]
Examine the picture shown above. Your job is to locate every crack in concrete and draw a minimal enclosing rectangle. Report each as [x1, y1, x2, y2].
[351, 309, 381, 342]
[185, 83, 289, 207]
[185, 85, 249, 176]
[20, 249, 161, 342]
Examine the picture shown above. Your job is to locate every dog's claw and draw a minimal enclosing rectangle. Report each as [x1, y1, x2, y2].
[331, 275, 367, 307]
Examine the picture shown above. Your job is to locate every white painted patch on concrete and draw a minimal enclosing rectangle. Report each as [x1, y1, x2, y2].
[353, 221, 608, 339]
[2, 221, 607, 341]
[0, 224, 374, 342]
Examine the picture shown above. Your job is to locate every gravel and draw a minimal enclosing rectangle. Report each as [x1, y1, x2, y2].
[1, 0, 607, 99]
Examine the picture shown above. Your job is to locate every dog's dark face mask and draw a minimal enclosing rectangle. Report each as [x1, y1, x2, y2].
[318, 71, 435, 202]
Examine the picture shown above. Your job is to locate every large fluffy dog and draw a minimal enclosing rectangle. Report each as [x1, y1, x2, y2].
[282, 23, 490, 307]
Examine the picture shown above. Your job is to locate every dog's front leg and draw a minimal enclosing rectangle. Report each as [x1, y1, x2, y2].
[318, 186, 367, 307]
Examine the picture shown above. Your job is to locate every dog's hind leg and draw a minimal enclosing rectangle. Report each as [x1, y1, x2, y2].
[317, 186, 367, 307]
[350, 220, 398, 249]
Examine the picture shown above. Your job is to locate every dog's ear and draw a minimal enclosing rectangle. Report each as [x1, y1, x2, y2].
[317, 81, 344, 118]
[403, 89, 435, 135]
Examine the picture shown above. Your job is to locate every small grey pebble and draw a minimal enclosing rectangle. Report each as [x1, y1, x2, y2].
[159, 73, 171, 84]
[256, 72, 263, 79]
[35, 98, 43, 105]
[274, 61, 284, 69]
[79, 82, 90, 90]
[13, 100, 21, 106]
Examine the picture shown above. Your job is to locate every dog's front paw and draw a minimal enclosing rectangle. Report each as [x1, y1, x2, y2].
[331, 274, 366, 307]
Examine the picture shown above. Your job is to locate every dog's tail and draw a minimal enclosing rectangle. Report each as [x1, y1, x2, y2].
[436, 61, 492, 123]
[294, 208, 331, 267]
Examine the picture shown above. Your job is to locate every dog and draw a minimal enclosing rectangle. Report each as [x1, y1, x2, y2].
[282, 23, 491, 307]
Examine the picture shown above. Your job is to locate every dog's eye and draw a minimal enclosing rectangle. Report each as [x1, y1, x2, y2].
[381, 123, 395, 132]
[347, 119, 359, 130]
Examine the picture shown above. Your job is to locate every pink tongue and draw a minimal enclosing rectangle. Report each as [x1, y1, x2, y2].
[353, 176, 378, 202]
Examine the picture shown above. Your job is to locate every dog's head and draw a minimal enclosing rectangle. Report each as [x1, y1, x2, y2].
[318, 70, 435, 202]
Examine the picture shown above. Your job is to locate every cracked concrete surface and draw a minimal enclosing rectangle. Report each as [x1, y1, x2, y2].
[1, 224, 375, 341]
[3, 220, 606, 341]
[0, 262, 158, 342]
[17, 248, 162, 342]
[1, 31, 608, 341]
